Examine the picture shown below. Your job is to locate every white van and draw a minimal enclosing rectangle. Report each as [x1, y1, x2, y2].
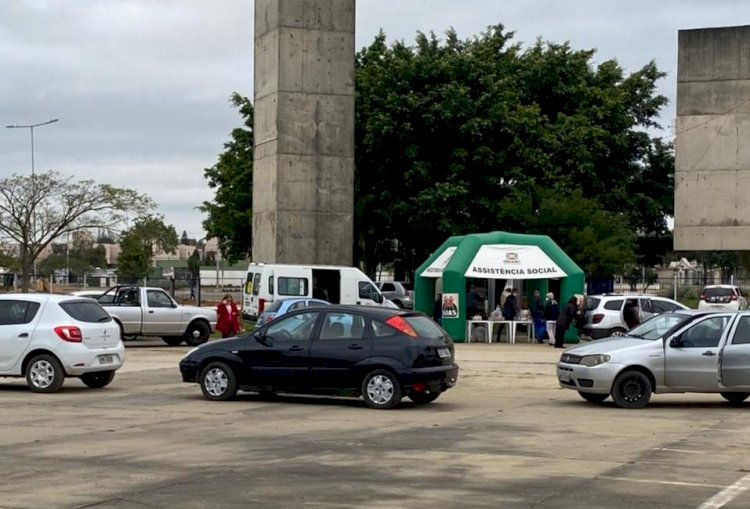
[241, 263, 393, 319]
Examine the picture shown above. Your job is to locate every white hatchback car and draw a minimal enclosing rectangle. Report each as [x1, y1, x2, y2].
[0, 294, 124, 392]
[698, 285, 748, 311]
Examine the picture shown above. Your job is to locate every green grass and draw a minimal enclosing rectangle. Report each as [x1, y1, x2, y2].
[210, 320, 256, 339]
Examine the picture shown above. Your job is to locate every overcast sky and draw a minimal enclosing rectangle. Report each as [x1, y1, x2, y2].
[0, 1, 744, 240]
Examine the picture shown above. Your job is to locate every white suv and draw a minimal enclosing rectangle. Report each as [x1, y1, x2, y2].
[582, 294, 688, 339]
[0, 294, 125, 392]
[698, 285, 748, 310]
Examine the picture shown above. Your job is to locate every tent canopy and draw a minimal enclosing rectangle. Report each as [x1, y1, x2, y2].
[414, 231, 584, 342]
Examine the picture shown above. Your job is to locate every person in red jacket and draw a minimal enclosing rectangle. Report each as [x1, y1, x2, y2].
[216, 294, 242, 338]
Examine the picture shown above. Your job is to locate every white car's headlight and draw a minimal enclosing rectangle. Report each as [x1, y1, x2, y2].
[580, 354, 610, 367]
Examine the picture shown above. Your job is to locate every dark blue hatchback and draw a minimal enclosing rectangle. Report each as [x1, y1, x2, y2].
[179, 306, 459, 409]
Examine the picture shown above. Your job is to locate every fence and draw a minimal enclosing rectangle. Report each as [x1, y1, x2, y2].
[0, 274, 246, 307]
[596, 276, 750, 307]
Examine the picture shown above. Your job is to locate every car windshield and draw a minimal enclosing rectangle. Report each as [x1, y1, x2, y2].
[626, 313, 691, 340]
[264, 300, 284, 313]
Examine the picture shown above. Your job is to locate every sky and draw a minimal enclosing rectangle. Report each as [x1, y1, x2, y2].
[0, 0, 745, 240]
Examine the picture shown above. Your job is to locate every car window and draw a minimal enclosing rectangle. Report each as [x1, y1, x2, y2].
[639, 299, 652, 313]
[730, 316, 750, 345]
[264, 300, 284, 313]
[404, 316, 445, 339]
[147, 290, 174, 308]
[268, 276, 275, 296]
[288, 301, 306, 311]
[278, 277, 308, 297]
[603, 299, 623, 311]
[380, 283, 395, 292]
[371, 320, 397, 338]
[585, 297, 601, 311]
[0, 300, 40, 325]
[319, 312, 366, 340]
[679, 316, 730, 348]
[116, 288, 140, 306]
[628, 313, 690, 340]
[252, 273, 261, 296]
[358, 281, 378, 300]
[60, 301, 111, 323]
[702, 287, 734, 298]
[245, 272, 255, 295]
[265, 311, 319, 342]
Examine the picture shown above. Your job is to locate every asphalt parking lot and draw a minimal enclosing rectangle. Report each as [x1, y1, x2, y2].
[1, 341, 749, 509]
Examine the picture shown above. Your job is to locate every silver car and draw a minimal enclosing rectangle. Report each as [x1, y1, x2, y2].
[557, 310, 750, 408]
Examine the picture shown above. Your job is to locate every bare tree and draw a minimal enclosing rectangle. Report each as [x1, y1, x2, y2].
[0, 171, 153, 291]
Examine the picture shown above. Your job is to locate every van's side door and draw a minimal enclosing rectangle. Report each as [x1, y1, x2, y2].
[274, 268, 312, 302]
[720, 314, 750, 390]
[665, 315, 733, 390]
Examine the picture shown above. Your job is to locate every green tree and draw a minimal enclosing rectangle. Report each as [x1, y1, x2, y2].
[0, 171, 152, 291]
[116, 216, 178, 280]
[38, 234, 107, 279]
[200, 93, 254, 263]
[354, 27, 672, 278]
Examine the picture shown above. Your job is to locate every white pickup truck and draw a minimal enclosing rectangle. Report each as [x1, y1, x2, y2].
[95, 286, 217, 346]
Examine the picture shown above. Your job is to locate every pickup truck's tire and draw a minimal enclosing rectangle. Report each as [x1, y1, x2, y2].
[162, 336, 185, 347]
[185, 320, 211, 346]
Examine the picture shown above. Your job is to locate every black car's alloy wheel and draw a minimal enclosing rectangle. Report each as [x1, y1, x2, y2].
[200, 362, 238, 401]
[362, 369, 401, 409]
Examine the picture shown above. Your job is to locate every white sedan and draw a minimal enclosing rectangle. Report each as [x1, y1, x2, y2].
[0, 293, 124, 392]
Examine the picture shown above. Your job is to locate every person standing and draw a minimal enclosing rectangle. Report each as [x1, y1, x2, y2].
[216, 294, 242, 339]
[433, 293, 443, 325]
[531, 290, 545, 343]
[554, 296, 579, 348]
[496, 288, 517, 342]
[543, 292, 559, 344]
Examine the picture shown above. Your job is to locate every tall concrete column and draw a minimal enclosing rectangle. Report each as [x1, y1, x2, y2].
[253, 0, 355, 265]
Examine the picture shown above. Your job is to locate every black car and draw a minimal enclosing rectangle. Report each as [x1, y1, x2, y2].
[179, 306, 459, 409]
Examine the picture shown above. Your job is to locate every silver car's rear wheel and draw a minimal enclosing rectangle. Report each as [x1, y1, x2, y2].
[611, 370, 652, 409]
[25, 354, 65, 393]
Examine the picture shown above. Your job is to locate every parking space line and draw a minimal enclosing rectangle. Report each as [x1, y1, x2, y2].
[697, 473, 750, 509]
[653, 447, 705, 454]
[597, 476, 725, 489]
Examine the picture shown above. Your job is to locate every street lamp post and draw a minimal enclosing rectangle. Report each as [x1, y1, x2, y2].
[6, 118, 59, 176]
[6, 118, 59, 284]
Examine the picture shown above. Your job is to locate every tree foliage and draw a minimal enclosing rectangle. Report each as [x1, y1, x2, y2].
[203, 26, 674, 279]
[355, 27, 672, 278]
[116, 216, 178, 280]
[200, 93, 254, 264]
[0, 171, 152, 291]
[38, 234, 107, 279]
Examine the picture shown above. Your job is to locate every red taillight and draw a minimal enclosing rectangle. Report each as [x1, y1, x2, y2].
[54, 326, 82, 343]
[385, 316, 417, 337]
[731, 294, 738, 301]
[258, 298, 266, 314]
[592, 314, 604, 324]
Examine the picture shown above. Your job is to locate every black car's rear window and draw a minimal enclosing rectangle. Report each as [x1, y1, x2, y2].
[60, 301, 112, 323]
[703, 287, 734, 297]
[405, 316, 445, 339]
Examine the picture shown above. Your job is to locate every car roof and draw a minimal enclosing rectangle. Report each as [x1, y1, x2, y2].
[0, 293, 90, 303]
[296, 304, 409, 318]
[702, 284, 738, 288]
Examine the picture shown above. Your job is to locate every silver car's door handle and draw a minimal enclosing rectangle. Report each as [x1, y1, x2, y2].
[148, 310, 154, 314]
[18, 333, 28, 338]
[702, 350, 716, 356]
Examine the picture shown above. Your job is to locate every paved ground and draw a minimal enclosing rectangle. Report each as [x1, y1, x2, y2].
[1, 341, 749, 509]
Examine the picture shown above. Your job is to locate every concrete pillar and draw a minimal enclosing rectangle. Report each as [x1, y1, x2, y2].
[674, 25, 750, 250]
[253, 0, 355, 265]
